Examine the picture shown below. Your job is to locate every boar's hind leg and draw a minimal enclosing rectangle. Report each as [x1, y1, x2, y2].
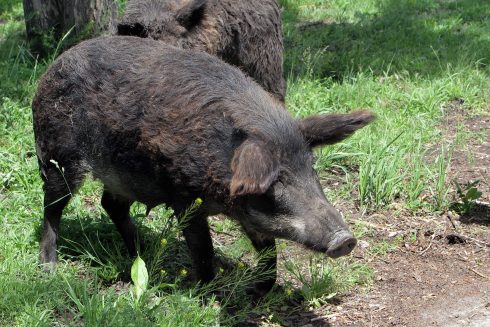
[245, 229, 277, 295]
[40, 160, 83, 269]
[181, 214, 215, 283]
[100, 189, 140, 256]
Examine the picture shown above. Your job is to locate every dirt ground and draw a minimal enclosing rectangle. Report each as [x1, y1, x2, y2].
[327, 209, 490, 327]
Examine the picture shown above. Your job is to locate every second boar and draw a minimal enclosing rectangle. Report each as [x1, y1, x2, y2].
[117, 0, 286, 101]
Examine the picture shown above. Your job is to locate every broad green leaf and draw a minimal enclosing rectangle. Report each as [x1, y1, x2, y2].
[131, 256, 148, 300]
[466, 187, 482, 201]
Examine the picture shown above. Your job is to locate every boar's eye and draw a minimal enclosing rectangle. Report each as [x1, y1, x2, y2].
[244, 178, 290, 216]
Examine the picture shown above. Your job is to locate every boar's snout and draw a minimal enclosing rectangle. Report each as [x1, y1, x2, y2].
[296, 197, 357, 258]
[326, 231, 357, 258]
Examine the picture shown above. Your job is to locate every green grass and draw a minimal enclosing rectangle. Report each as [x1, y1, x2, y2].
[283, 255, 373, 308]
[1, 0, 489, 325]
[284, 0, 490, 210]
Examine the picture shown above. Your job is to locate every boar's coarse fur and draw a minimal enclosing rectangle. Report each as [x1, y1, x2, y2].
[117, 0, 286, 101]
[33, 36, 374, 293]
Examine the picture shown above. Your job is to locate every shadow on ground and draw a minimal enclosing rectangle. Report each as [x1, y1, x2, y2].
[281, 0, 490, 80]
[459, 203, 490, 226]
[33, 213, 333, 326]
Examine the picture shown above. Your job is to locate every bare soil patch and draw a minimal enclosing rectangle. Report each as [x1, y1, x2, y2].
[332, 211, 490, 326]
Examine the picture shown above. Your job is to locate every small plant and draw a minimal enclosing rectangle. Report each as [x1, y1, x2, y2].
[451, 180, 482, 214]
[369, 240, 398, 256]
[284, 255, 337, 307]
[406, 141, 428, 209]
[428, 146, 453, 212]
[284, 254, 373, 309]
[358, 132, 405, 209]
[144, 197, 203, 284]
[131, 256, 149, 302]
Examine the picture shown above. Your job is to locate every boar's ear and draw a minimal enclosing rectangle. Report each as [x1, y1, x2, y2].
[230, 140, 279, 197]
[175, 0, 207, 30]
[298, 110, 375, 147]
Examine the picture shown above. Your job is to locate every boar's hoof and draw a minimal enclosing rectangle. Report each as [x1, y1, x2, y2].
[39, 261, 57, 273]
[326, 232, 357, 258]
[39, 246, 57, 272]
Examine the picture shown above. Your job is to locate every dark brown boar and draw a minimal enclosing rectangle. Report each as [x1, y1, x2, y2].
[117, 0, 286, 101]
[33, 36, 374, 293]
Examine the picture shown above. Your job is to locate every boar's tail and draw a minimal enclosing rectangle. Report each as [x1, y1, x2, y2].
[298, 110, 376, 147]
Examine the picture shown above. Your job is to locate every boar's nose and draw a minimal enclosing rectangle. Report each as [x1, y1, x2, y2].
[326, 232, 357, 258]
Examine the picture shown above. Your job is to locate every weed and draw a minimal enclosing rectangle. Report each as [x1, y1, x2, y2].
[405, 141, 427, 208]
[428, 145, 453, 212]
[358, 132, 405, 209]
[284, 255, 373, 308]
[284, 255, 337, 306]
[131, 256, 148, 302]
[451, 180, 483, 214]
[369, 240, 398, 256]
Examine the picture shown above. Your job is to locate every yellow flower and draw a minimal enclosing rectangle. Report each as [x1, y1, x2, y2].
[218, 267, 224, 274]
[195, 198, 203, 205]
[285, 288, 293, 297]
[180, 268, 188, 277]
[160, 238, 168, 247]
[237, 262, 245, 269]
[160, 269, 166, 276]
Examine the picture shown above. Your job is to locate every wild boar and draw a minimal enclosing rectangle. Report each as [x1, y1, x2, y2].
[117, 0, 286, 101]
[33, 36, 374, 292]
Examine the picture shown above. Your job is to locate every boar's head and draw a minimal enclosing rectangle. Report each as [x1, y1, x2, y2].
[118, 0, 206, 45]
[229, 110, 375, 258]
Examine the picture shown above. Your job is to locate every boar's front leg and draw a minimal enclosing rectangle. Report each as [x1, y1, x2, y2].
[100, 189, 141, 256]
[181, 214, 215, 282]
[244, 228, 277, 295]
